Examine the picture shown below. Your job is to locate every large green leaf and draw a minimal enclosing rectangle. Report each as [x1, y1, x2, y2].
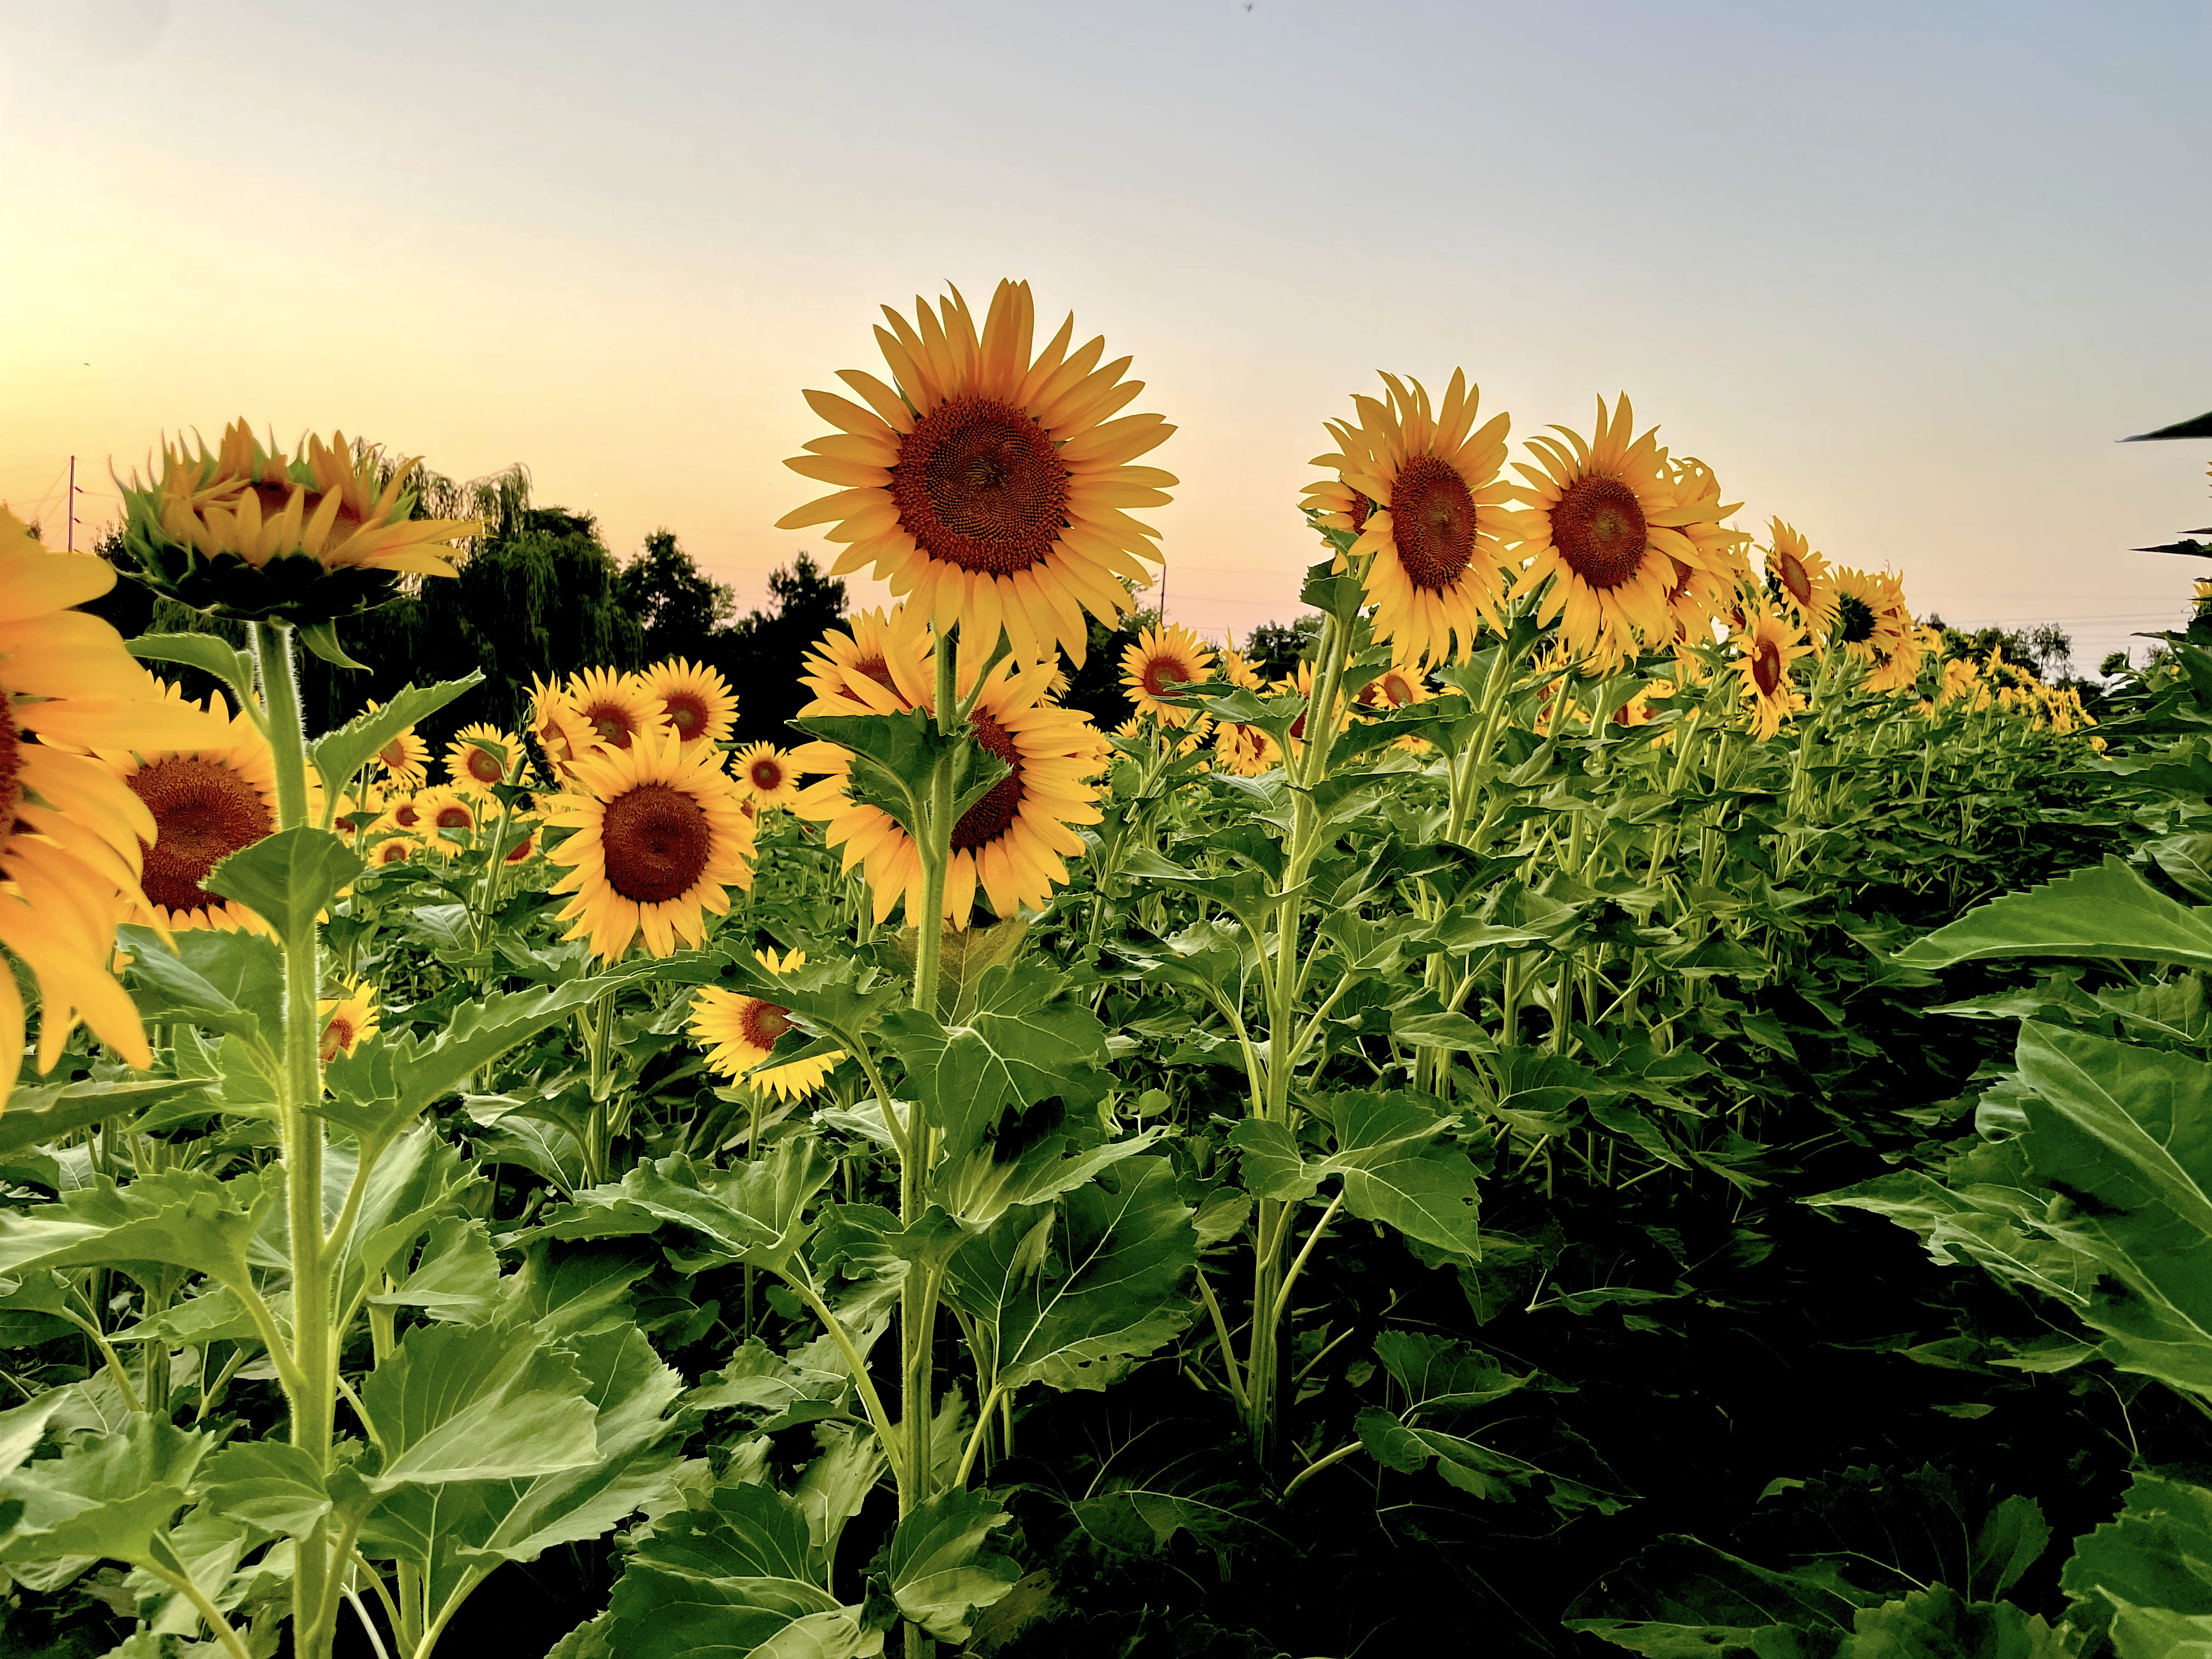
[2061, 1472, 2212, 1646]
[1895, 857, 2212, 972]
[1314, 1091, 1486, 1259]
[0, 1078, 214, 1159]
[119, 926, 283, 1046]
[200, 1440, 337, 1537]
[204, 826, 362, 945]
[944, 1156, 1195, 1393]
[536, 1139, 837, 1277]
[883, 1485, 1022, 1643]
[358, 1321, 602, 1491]
[0, 1169, 276, 1293]
[309, 674, 482, 802]
[0, 1417, 212, 1567]
[1563, 1534, 1876, 1657]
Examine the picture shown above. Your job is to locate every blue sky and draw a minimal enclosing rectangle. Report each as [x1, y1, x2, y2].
[2, 0, 2206, 670]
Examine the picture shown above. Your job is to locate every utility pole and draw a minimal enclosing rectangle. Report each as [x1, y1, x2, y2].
[65, 456, 75, 553]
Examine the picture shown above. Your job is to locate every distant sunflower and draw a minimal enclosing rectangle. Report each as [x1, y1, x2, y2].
[1829, 566, 1909, 667]
[643, 658, 738, 748]
[562, 668, 667, 756]
[733, 743, 800, 811]
[528, 676, 582, 777]
[1356, 660, 1438, 753]
[0, 511, 232, 1099]
[689, 948, 844, 1101]
[108, 692, 284, 932]
[548, 729, 755, 960]
[364, 703, 430, 787]
[1308, 371, 1520, 664]
[1120, 624, 1215, 726]
[798, 607, 935, 714]
[777, 279, 1176, 665]
[417, 787, 480, 854]
[442, 723, 518, 796]
[501, 825, 539, 865]
[1211, 720, 1282, 778]
[370, 832, 421, 868]
[1731, 606, 1812, 740]
[1655, 456, 1751, 652]
[318, 978, 379, 1064]
[1864, 574, 1923, 694]
[1218, 647, 1266, 691]
[377, 794, 426, 835]
[793, 633, 1106, 926]
[330, 788, 382, 838]
[1512, 397, 1731, 663]
[1765, 520, 1837, 637]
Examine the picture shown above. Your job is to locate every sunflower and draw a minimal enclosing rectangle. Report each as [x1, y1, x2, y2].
[1764, 520, 1837, 639]
[1864, 575, 1924, 694]
[777, 280, 1176, 667]
[0, 513, 233, 1100]
[370, 832, 421, 868]
[1307, 371, 1521, 665]
[643, 658, 738, 748]
[1211, 719, 1282, 778]
[1111, 714, 1210, 759]
[416, 787, 481, 854]
[547, 728, 755, 960]
[1731, 605, 1812, 740]
[318, 978, 379, 1064]
[1356, 660, 1438, 753]
[377, 794, 426, 835]
[117, 420, 477, 622]
[793, 630, 1107, 927]
[1655, 456, 1751, 653]
[1120, 624, 1216, 726]
[561, 667, 667, 757]
[689, 948, 844, 1102]
[1829, 566, 1908, 667]
[330, 787, 383, 838]
[365, 706, 431, 788]
[1218, 647, 1266, 691]
[501, 825, 539, 865]
[1511, 396, 1733, 664]
[103, 691, 287, 933]
[798, 607, 935, 714]
[732, 744, 800, 811]
[528, 676, 582, 777]
[442, 724, 518, 796]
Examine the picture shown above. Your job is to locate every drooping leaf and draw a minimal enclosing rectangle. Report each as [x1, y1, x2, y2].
[118, 926, 284, 1046]
[1563, 1533, 1876, 1657]
[0, 1416, 213, 1567]
[883, 1485, 1022, 1643]
[535, 1139, 836, 1277]
[203, 826, 363, 945]
[0, 1169, 276, 1294]
[2061, 1472, 2212, 1645]
[0, 1078, 213, 1159]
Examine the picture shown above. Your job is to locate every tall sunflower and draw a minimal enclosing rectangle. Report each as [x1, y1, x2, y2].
[1863, 574, 1923, 694]
[793, 631, 1106, 927]
[561, 668, 668, 757]
[106, 691, 289, 933]
[732, 744, 800, 811]
[643, 658, 738, 748]
[1511, 396, 1733, 664]
[1829, 566, 1910, 667]
[546, 729, 755, 960]
[118, 421, 477, 622]
[1765, 520, 1837, 639]
[777, 280, 1177, 666]
[1306, 371, 1521, 664]
[689, 949, 844, 1102]
[1120, 624, 1216, 726]
[442, 724, 518, 796]
[0, 512, 230, 1101]
[1731, 605, 1812, 740]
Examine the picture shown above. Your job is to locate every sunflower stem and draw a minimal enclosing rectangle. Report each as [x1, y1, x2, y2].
[252, 620, 336, 1659]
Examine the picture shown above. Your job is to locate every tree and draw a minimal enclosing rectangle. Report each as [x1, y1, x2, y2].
[1243, 616, 1322, 681]
[621, 529, 734, 663]
[714, 551, 848, 744]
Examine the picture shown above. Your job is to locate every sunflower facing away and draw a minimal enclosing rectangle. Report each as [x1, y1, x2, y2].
[793, 623, 1107, 926]
[644, 658, 738, 748]
[777, 280, 1177, 666]
[1731, 604, 1812, 740]
[1765, 520, 1838, 639]
[1513, 396, 1734, 664]
[1863, 574, 1923, 694]
[1120, 624, 1216, 726]
[1306, 371, 1521, 665]
[318, 978, 379, 1064]
[0, 511, 231, 1101]
[442, 724, 518, 795]
[1829, 566, 1910, 667]
[547, 727, 756, 959]
[108, 690, 291, 933]
[732, 743, 800, 811]
[690, 949, 845, 1102]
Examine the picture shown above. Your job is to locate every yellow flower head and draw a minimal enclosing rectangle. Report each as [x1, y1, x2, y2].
[778, 280, 1176, 667]
[1765, 520, 1837, 639]
[643, 658, 738, 748]
[732, 743, 800, 811]
[1731, 604, 1812, 740]
[690, 948, 845, 1102]
[1120, 623, 1216, 726]
[318, 978, 379, 1064]
[442, 723, 518, 795]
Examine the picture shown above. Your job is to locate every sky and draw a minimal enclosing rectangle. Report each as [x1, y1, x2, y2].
[2, 0, 2207, 675]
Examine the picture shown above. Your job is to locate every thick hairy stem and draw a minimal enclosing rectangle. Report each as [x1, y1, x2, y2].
[255, 623, 337, 1658]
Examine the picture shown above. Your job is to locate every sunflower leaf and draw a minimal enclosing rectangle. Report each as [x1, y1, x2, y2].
[0, 1167, 277, 1293]
[118, 925, 284, 1047]
[1894, 855, 2212, 972]
[298, 618, 370, 669]
[358, 1320, 602, 1491]
[0, 1415, 215, 1568]
[309, 673, 483, 803]
[532, 1140, 836, 1277]
[126, 633, 256, 713]
[883, 1486, 1023, 1643]
[0, 1078, 213, 1158]
[204, 826, 363, 946]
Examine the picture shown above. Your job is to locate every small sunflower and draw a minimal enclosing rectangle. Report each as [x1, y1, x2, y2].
[372, 732, 429, 789]
[1211, 719, 1282, 778]
[1829, 566, 1909, 667]
[1765, 520, 1837, 638]
[562, 668, 668, 757]
[1307, 371, 1521, 665]
[104, 691, 290, 933]
[547, 729, 756, 960]
[798, 607, 935, 714]
[732, 743, 800, 811]
[330, 787, 382, 838]
[370, 832, 421, 868]
[528, 676, 583, 777]
[1356, 660, 1438, 752]
[793, 630, 1106, 927]
[777, 279, 1177, 667]
[1863, 574, 1923, 694]
[690, 948, 844, 1102]
[417, 787, 481, 854]
[1218, 647, 1266, 691]
[117, 421, 478, 622]
[1120, 624, 1216, 726]
[643, 658, 738, 748]
[377, 793, 426, 835]
[1655, 456, 1752, 653]
[442, 723, 518, 795]
[318, 978, 379, 1064]
[1731, 605, 1812, 740]
[501, 825, 539, 865]
[1511, 396, 1733, 664]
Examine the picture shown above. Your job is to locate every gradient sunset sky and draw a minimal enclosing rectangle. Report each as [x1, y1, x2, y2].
[3, 0, 2206, 672]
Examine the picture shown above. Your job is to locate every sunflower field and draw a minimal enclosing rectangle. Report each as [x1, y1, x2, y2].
[0, 279, 2205, 1659]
